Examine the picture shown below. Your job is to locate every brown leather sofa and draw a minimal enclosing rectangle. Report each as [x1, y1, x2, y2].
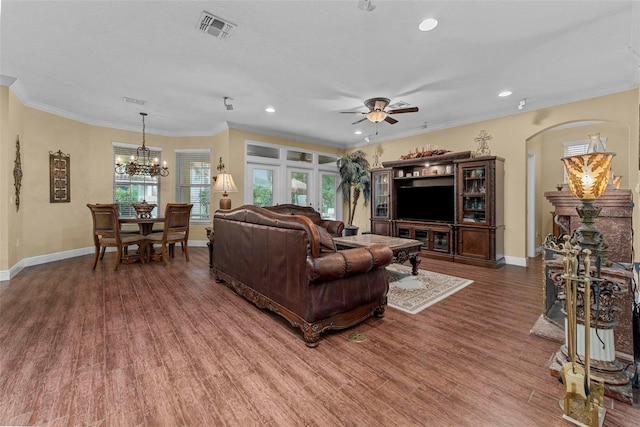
[263, 204, 344, 237]
[213, 205, 393, 347]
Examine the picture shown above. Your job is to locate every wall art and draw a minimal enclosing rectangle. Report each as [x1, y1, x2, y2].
[49, 149, 70, 203]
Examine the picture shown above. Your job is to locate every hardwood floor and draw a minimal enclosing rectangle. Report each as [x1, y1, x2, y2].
[1, 248, 638, 426]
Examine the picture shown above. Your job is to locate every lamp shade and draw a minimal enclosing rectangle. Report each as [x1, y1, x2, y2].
[367, 110, 387, 123]
[212, 172, 238, 194]
[562, 152, 615, 200]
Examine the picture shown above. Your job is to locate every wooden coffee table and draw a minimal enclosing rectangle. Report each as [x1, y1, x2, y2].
[333, 234, 423, 275]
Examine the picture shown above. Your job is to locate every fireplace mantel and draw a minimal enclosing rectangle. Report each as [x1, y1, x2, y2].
[544, 188, 633, 263]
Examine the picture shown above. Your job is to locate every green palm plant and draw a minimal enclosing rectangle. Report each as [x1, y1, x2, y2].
[337, 150, 371, 227]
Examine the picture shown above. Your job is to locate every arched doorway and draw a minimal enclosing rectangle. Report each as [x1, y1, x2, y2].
[525, 120, 630, 259]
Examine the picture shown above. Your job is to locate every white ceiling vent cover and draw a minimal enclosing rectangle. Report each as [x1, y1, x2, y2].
[389, 101, 410, 109]
[197, 11, 236, 40]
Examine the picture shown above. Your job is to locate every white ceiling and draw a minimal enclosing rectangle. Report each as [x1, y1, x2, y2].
[2, 1, 639, 149]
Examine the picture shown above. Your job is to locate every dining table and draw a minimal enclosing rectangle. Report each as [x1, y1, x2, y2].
[119, 216, 164, 236]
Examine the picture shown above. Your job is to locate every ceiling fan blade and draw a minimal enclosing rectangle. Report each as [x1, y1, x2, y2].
[352, 117, 368, 125]
[340, 111, 365, 114]
[388, 107, 419, 114]
[384, 116, 398, 124]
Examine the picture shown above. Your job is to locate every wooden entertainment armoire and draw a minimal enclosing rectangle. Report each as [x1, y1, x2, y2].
[370, 151, 505, 268]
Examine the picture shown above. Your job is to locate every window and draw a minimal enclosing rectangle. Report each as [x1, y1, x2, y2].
[175, 150, 211, 222]
[244, 141, 341, 219]
[113, 144, 161, 217]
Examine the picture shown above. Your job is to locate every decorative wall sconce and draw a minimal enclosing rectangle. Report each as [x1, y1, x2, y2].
[13, 136, 22, 212]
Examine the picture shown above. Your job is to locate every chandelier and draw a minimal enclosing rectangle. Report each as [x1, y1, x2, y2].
[115, 112, 169, 177]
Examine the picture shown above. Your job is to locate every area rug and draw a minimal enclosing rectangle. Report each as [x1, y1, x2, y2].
[386, 264, 473, 314]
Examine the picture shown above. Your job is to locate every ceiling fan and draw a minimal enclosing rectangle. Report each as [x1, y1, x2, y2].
[341, 97, 419, 126]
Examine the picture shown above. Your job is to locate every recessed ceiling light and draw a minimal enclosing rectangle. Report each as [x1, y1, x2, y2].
[265, 107, 275, 113]
[498, 90, 513, 97]
[418, 18, 438, 32]
[354, 130, 362, 135]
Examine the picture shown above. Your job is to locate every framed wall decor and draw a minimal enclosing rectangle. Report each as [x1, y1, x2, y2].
[49, 149, 70, 203]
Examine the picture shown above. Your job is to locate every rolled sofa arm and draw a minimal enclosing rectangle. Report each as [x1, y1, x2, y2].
[318, 219, 344, 237]
[307, 244, 393, 283]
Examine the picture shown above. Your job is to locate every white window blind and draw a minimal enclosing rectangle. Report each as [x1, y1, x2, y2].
[113, 145, 162, 217]
[175, 150, 211, 222]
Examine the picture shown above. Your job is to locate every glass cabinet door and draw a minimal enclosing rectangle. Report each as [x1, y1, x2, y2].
[372, 169, 392, 219]
[460, 164, 488, 224]
[432, 230, 450, 252]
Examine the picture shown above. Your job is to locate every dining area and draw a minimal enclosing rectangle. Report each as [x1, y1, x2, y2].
[87, 202, 193, 270]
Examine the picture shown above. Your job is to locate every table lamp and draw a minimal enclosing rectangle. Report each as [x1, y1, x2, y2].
[561, 150, 615, 262]
[212, 171, 238, 210]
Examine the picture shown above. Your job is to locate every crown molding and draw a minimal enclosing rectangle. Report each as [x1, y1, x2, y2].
[5, 79, 636, 149]
[226, 121, 346, 150]
[0, 75, 17, 87]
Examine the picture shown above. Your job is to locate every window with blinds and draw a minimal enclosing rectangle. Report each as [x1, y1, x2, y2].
[113, 144, 162, 217]
[175, 150, 211, 222]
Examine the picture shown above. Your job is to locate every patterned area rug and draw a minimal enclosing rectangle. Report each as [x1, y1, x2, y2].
[386, 264, 473, 314]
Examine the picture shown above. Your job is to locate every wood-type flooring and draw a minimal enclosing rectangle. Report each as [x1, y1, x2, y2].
[1, 248, 638, 426]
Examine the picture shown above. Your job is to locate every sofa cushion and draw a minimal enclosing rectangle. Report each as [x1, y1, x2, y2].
[315, 224, 337, 252]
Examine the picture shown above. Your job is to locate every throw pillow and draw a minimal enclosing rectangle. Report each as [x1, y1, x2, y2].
[315, 225, 337, 252]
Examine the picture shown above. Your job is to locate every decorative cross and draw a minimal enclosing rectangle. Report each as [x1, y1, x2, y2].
[474, 130, 492, 157]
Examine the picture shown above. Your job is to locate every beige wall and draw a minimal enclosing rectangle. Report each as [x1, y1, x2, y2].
[1, 86, 639, 273]
[350, 89, 639, 263]
[0, 89, 226, 272]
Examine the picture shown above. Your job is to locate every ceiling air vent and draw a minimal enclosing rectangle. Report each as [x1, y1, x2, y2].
[388, 100, 410, 109]
[123, 97, 146, 106]
[197, 11, 236, 40]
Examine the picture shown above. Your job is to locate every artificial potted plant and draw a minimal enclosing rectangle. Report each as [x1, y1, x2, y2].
[337, 150, 371, 235]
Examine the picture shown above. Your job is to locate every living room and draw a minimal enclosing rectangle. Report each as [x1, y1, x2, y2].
[2, 1, 640, 425]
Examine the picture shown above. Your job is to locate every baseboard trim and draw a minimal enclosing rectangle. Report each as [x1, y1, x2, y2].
[0, 240, 209, 281]
[504, 256, 527, 267]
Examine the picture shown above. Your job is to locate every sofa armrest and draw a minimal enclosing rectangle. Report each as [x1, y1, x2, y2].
[307, 244, 392, 283]
[318, 219, 344, 238]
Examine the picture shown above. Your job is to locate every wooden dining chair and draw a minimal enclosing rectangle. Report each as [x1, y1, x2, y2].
[146, 203, 193, 265]
[87, 203, 147, 270]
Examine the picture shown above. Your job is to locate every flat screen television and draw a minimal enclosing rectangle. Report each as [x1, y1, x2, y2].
[396, 185, 455, 223]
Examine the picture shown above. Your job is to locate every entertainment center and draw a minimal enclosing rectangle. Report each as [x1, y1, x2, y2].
[370, 151, 505, 268]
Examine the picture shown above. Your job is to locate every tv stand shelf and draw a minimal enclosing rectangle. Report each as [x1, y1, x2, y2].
[370, 152, 505, 268]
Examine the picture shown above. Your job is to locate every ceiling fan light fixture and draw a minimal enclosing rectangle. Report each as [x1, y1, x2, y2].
[367, 110, 387, 123]
[419, 18, 438, 32]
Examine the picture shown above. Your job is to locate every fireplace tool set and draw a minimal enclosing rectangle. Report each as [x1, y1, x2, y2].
[555, 236, 606, 427]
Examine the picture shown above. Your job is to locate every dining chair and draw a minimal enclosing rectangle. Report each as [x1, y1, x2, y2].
[146, 203, 193, 265]
[87, 203, 147, 270]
